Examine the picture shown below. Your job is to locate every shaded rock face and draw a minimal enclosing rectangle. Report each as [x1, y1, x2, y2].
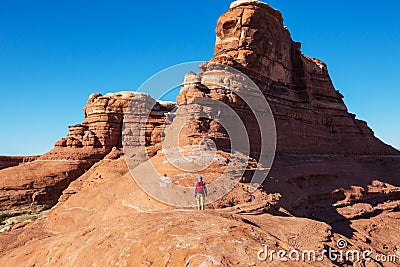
[0, 161, 94, 211]
[0, 156, 38, 170]
[210, 1, 398, 155]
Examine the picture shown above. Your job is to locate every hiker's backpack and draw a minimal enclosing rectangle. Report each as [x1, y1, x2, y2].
[196, 181, 204, 194]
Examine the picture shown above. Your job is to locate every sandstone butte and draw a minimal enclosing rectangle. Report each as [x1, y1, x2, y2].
[1, 1, 400, 266]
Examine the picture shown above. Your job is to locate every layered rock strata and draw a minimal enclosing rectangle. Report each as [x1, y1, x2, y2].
[207, 0, 398, 155]
[53, 92, 175, 154]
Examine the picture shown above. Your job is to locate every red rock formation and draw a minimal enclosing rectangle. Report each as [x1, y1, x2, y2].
[2, 1, 396, 215]
[209, 0, 398, 155]
[172, 2, 400, 254]
[0, 92, 176, 211]
[1, 1, 400, 266]
[53, 92, 174, 153]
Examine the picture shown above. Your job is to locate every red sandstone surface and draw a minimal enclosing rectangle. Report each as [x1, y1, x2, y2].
[0, 1, 399, 266]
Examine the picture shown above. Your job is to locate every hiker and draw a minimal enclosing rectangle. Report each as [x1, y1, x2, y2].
[194, 176, 207, 210]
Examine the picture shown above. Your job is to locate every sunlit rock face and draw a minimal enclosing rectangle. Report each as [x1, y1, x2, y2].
[211, 1, 398, 155]
[54, 92, 175, 154]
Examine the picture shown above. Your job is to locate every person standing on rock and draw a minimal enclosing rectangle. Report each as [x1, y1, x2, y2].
[194, 176, 207, 210]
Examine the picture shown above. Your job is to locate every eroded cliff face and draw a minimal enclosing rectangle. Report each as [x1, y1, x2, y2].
[210, 0, 398, 155]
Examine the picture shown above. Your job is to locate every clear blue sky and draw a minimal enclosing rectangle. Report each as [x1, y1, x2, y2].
[0, 0, 399, 155]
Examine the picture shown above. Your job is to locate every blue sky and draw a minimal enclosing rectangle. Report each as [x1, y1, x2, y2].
[0, 0, 399, 155]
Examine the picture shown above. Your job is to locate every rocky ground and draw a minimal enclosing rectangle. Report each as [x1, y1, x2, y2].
[0, 153, 399, 266]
